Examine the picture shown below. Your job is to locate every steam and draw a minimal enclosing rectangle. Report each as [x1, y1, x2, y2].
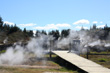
[0, 47, 25, 65]
[88, 40, 102, 47]
[57, 30, 110, 54]
[105, 43, 110, 47]
[3, 37, 8, 44]
[0, 29, 110, 65]
[0, 34, 53, 65]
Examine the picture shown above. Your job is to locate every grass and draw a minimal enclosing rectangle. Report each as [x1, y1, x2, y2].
[0, 54, 79, 73]
[81, 51, 110, 69]
[0, 50, 6, 54]
[0, 66, 76, 73]
[98, 58, 107, 62]
[1, 50, 109, 72]
[90, 51, 110, 54]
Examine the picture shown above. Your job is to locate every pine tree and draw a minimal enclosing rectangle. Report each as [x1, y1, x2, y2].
[0, 17, 3, 30]
[93, 24, 97, 30]
[41, 30, 47, 35]
[35, 30, 40, 37]
[23, 28, 27, 33]
[27, 30, 33, 37]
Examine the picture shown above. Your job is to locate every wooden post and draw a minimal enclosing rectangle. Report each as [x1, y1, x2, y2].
[49, 40, 52, 59]
[50, 50, 52, 59]
[68, 42, 71, 53]
[87, 48, 89, 59]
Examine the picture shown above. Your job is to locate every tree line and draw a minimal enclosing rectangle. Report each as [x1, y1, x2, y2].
[0, 17, 34, 43]
[0, 16, 110, 44]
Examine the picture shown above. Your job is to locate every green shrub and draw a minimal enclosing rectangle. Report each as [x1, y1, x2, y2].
[98, 58, 107, 62]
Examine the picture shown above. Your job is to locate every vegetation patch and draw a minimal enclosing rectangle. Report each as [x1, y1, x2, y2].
[0, 50, 6, 54]
[0, 54, 81, 73]
[98, 58, 107, 62]
[81, 52, 110, 69]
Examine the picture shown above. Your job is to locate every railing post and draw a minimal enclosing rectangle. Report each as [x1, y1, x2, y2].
[50, 40, 52, 59]
[68, 43, 71, 53]
[50, 40, 54, 59]
[87, 48, 89, 59]
[50, 50, 52, 59]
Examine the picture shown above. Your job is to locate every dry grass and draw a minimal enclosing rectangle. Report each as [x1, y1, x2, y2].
[0, 66, 77, 73]
[81, 52, 110, 69]
[0, 63, 77, 73]
[0, 54, 78, 73]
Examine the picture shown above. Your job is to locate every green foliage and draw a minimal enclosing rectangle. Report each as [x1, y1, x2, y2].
[0, 16, 33, 44]
[26, 30, 33, 37]
[48, 30, 60, 40]
[0, 17, 3, 30]
[61, 29, 70, 38]
[90, 52, 110, 54]
[8, 24, 21, 35]
[35, 30, 47, 37]
[0, 50, 6, 54]
[23, 28, 26, 33]
[98, 58, 107, 62]
[41, 30, 47, 35]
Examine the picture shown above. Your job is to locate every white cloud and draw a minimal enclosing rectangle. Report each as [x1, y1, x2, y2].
[75, 26, 82, 29]
[97, 25, 105, 28]
[35, 24, 58, 30]
[19, 23, 36, 27]
[35, 23, 71, 30]
[73, 19, 90, 25]
[75, 26, 89, 29]
[4, 21, 15, 25]
[92, 21, 98, 24]
[100, 22, 103, 24]
[56, 23, 71, 27]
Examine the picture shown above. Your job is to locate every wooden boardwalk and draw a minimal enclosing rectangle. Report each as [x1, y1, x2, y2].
[52, 51, 110, 73]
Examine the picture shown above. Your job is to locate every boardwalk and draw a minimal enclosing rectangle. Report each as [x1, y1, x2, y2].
[52, 51, 110, 73]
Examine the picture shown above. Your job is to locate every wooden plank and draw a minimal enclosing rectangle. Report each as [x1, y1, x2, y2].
[52, 51, 110, 73]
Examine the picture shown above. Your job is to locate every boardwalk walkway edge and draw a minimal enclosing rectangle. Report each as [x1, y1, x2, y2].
[52, 51, 110, 73]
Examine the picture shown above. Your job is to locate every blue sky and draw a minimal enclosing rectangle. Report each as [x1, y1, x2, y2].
[0, 0, 110, 32]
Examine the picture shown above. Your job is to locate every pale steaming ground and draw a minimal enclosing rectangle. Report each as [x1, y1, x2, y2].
[0, 30, 110, 65]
